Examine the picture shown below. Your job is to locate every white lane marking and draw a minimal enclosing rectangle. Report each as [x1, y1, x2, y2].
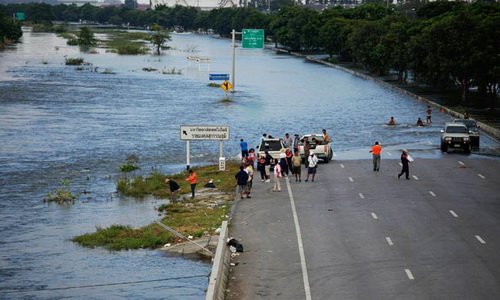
[399, 162, 402, 166]
[478, 174, 486, 179]
[387, 152, 392, 156]
[340, 164, 345, 169]
[285, 180, 312, 300]
[386, 237, 394, 246]
[416, 132, 420, 136]
[412, 175, 419, 180]
[429, 191, 436, 197]
[449, 210, 459, 218]
[359, 193, 365, 199]
[427, 141, 432, 145]
[371, 212, 378, 219]
[458, 161, 465, 166]
[349, 177, 354, 182]
[405, 269, 415, 280]
[475, 235, 486, 244]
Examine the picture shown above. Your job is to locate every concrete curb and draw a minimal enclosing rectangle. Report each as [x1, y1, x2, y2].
[205, 220, 230, 300]
[272, 47, 499, 142]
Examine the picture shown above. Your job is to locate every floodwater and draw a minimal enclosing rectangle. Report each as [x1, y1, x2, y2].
[0, 28, 498, 299]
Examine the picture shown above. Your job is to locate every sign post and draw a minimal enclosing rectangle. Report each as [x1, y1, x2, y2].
[231, 28, 265, 93]
[180, 125, 230, 170]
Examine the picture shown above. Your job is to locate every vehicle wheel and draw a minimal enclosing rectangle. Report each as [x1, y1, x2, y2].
[464, 146, 471, 154]
[441, 144, 448, 152]
[324, 155, 330, 163]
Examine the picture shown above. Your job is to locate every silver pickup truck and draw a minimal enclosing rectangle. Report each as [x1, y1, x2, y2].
[297, 134, 333, 163]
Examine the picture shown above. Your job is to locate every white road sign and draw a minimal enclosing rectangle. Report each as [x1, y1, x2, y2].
[180, 125, 230, 141]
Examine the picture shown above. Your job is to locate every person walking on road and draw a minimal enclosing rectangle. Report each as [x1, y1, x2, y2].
[185, 169, 197, 198]
[398, 149, 410, 180]
[164, 178, 181, 203]
[248, 148, 256, 168]
[369, 141, 382, 171]
[293, 134, 300, 154]
[292, 150, 302, 182]
[273, 160, 282, 191]
[244, 163, 253, 198]
[426, 106, 432, 123]
[264, 151, 272, 182]
[240, 139, 249, 158]
[306, 151, 318, 182]
[235, 165, 249, 199]
[258, 155, 266, 182]
[303, 140, 311, 168]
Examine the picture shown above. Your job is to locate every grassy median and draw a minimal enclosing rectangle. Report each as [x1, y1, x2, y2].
[72, 162, 241, 251]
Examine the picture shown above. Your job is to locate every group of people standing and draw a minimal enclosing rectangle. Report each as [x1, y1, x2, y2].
[246, 130, 329, 192]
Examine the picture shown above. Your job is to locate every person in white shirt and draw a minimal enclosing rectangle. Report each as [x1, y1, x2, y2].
[306, 151, 318, 182]
[244, 164, 254, 198]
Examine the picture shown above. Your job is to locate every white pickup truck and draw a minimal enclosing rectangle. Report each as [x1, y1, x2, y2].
[297, 134, 333, 163]
[256, 138, 285, 160]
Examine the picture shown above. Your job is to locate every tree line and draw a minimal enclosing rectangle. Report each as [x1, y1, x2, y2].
[1, 2, 499, 106]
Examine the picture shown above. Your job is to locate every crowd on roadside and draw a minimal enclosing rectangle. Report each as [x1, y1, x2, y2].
[235, 130, 331, 194]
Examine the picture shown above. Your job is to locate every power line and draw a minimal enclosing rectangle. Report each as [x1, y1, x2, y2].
[2, 274, 209, 294]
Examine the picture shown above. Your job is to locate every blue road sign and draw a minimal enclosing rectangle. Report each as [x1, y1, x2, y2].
[209, 74, 230, 81]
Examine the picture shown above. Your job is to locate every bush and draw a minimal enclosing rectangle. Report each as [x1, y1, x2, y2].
[44, 180, 80, 204]
[116, 43, 148, 55]
[65, 58, 85, 65]
[119, 162, 139, 172]
[67, 38, 78, 46]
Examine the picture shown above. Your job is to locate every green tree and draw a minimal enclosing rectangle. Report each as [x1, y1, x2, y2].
[0, 12, 23, 45]
[149, 23, 171, 55]
[78, 27, 97, 45]
[347, 20, 387, 74]
[79, 3, 98, 23]
[270, 6, 319, 52]
[320, 17, 349, 59]
[378, 16, 413, 82]
[28, 3, 55, 24]
[124, 0, 137, 9]
[61, 4, 80, 22]
[418, 11, 478, 105]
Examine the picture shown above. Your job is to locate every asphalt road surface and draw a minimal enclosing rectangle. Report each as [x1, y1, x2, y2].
[227, 153, 500, 300]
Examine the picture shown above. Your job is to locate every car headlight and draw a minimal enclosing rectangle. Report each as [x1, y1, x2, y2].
[464, 137, 470, 141]
[445, 137, 452, 141]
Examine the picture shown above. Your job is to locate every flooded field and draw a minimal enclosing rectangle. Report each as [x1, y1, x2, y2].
[0, 28, 498, 299]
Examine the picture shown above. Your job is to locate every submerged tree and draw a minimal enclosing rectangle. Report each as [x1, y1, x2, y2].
[149, 24, 171, 55]
[78, 27, 97, 45]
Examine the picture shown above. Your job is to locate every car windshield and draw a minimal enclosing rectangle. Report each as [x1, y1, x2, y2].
[454, 119, 476, 127]
[446, 126, 468, 133]
[259, 141, 283, 151]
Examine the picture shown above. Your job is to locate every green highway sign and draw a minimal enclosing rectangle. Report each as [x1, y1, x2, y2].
[242, 29, 264, 49]
[15, 12, 25, 20]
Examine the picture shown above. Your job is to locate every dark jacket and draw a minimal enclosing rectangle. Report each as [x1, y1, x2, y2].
[235, 170, 249, 186]
[168, 180, 180, 192]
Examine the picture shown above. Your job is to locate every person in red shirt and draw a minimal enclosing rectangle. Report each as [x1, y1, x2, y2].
[185, 169, 197, 198]
[369, 141, 382, 171]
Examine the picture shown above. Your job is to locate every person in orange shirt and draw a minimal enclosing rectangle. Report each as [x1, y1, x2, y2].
[369, 141, 382, 171]
[185, 169, 197, 198]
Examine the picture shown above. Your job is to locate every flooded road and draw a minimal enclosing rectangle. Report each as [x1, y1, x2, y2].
[1, 28, 498, 299]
